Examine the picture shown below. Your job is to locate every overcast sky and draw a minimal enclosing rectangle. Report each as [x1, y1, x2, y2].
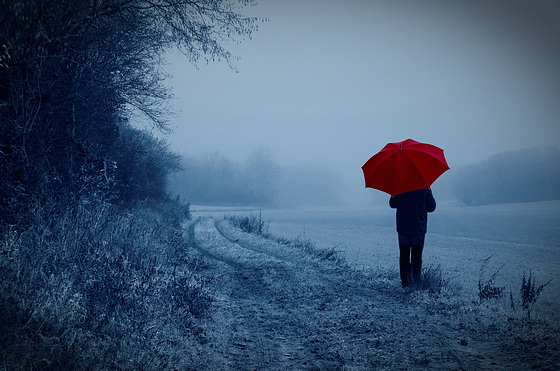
[162, 0, 560, 203]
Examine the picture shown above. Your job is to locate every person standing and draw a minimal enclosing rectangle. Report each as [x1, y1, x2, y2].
[389, 188, 436, 287]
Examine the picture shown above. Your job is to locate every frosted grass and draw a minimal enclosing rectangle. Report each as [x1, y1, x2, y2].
[192, 200, 560, 317]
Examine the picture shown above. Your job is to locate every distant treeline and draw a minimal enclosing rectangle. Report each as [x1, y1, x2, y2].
[452, 146, 560, 205]
[169, 149, 344, 208]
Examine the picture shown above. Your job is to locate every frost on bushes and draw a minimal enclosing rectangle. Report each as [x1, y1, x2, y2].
[517, 271, 552, 320]
[412, 263, 449, 294]
[478, 255, 506, 303]
[226, 212, 270, 237]
[0, 198, 210, 369]
[477, 256, 552, 321]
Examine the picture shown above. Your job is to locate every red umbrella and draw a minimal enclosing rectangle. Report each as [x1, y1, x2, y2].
[362, 139, 449, 196]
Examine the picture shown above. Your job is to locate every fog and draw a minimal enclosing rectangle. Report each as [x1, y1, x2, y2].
[162, 0, 560, 207]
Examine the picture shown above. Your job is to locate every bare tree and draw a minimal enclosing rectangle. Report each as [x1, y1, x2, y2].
[0, 0, 261, 218]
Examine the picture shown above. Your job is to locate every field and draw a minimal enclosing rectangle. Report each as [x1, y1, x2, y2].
[187, 200, 560, 369]
[3, 199, 559, 369]
[194, 200, 560, 321]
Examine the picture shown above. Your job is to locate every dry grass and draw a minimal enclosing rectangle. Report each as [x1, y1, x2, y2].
[3, 207, 558, 369]
[0, 198, 212, 369]
[225, 211, 270, 237]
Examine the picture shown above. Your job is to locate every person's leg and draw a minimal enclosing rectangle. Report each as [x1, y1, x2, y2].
[410, 234, 425, 282]
[398, 234, 412, 287]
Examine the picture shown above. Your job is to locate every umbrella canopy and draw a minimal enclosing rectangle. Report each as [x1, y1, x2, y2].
[362, 139, 449, 196]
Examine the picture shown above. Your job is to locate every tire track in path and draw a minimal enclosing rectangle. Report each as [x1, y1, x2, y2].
[187, 217, 505, 370]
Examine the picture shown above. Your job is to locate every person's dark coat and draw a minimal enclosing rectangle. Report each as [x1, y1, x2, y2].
[389, 188, 436, 235]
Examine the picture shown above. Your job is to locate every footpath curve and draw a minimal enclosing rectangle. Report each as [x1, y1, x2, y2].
[184, 217, 515, 370]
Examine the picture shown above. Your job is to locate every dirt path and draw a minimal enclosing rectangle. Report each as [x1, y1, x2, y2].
[184, 217, 530, 370]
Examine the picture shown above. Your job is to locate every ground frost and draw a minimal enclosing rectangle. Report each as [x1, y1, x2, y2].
[182, 216, 560, 370]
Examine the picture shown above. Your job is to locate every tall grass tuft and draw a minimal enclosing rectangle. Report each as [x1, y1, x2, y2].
[225, 214, 346, 266]
[226, 211, 270, 237]
[478, 254, 506, 303]
[409, 263, 451, 294]
[290, 236, 346, 265]
[517, 271, 552, 320]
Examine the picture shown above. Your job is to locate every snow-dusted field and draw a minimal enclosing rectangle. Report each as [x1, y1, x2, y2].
[192, 200, 560, 317]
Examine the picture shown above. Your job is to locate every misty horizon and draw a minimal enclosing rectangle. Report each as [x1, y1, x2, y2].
[161, 0, 560, 200]
[168, 144, 560, 208]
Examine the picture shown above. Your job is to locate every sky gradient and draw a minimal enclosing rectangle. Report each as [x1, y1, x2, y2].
[162, 0, 560, 204]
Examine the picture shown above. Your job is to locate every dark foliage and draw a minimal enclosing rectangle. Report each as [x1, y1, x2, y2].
[0, 0, 258, 368]
[110, 125, 182, 205]
[478, 255, 506, 303]
[226, 212, 270, 236]
[519, 271, 552, 320]
[0, 0, 259, 221]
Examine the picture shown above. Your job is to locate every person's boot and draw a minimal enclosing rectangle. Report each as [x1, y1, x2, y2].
[400, 259, 411, 287]
[411, 252, 422, 284]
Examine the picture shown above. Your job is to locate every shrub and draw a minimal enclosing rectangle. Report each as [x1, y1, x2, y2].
[476, 256, 552, 321]
[478, 255, 506, 303]
[517, 271, 552, 320]
[409, 263, 450, 294]
[226, 211, 270, 237]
